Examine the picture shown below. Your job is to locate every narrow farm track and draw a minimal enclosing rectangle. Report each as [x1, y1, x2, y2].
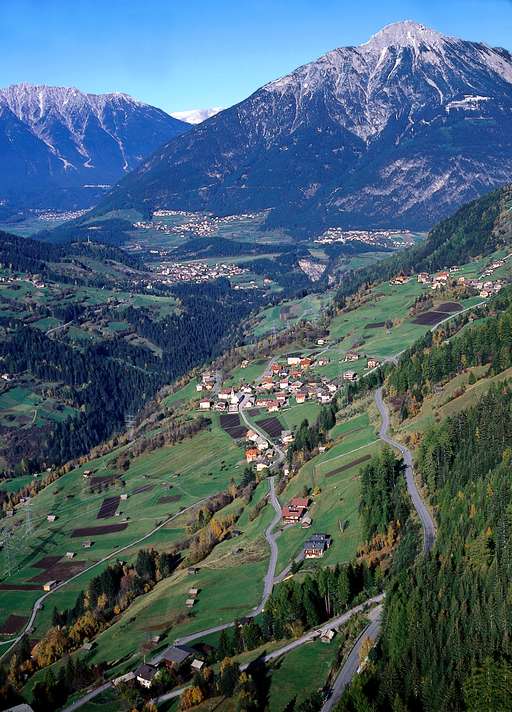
[154, 594, 386, 708]
[0, 498, 211, 660]
[173, 474, 282, 647]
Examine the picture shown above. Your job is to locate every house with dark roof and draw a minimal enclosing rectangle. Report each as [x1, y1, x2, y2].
[159, 645, 193, 670]
[135, 663, 158, 688]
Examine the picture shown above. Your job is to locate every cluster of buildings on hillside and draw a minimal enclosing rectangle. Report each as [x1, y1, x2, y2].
[0, 274, 46, 289]
[135, 210, 260, 239]
[281, 496, 332, 557]
[115, 643, 205, 690]
[315, 228, 412, 249]
[198, 355, 340, 414]
[155, 261, 248, 284]
[393, 255, 512, 297]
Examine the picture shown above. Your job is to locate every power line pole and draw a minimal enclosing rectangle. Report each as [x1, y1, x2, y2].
[3, 530, 17, 578]
[125, 413, 136, 442]
[24, 498, 33, 537]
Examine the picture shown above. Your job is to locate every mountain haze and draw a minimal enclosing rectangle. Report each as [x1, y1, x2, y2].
[0, 84, 189, 212]
[100, 21, 512, 234]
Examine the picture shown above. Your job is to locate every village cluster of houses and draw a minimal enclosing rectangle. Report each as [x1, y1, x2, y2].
[198, 355, 339, 415]
[135, 210, 259, 239]
[399, 257, 510, 298]
[0, 274, 45, 289]
[156, 261, 248, 285]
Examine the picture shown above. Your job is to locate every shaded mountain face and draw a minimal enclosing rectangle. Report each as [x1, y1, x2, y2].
[101, 21, 512, 234]
[0, 84, 189, 211]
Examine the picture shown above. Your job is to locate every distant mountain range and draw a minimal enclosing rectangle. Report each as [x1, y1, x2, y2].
[98, 21, 512, 234]
[0, 84, 189, 213]
[170, 107, 223, 124]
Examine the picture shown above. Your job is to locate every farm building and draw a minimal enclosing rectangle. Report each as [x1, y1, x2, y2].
[185, 598, 196, 608]
[245, 448, 259, 463]
[160, 645, 193, 669]
[47, 514, 56, 522]
[82, 540, 93, 549]
[43, 580, 57, 591]
[321, 629, 336, 643]
[282, 497, 309, 524]
[287, 356, 301, 366]
[367, 358, 381, 369]
[191, 658, 205, 671]
[343, 371, 358, 382]
[135, 663, 158, 688]
[199, 399, 212, 410]
[303, 533, 332, 558]
[344, 352, 359, 362]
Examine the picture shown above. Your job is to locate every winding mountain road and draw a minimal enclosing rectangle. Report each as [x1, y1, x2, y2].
[320, 605, 383, 712]
[173, 474, 282, 647]
[375, 387, 436, 554]
[320, 384, 438, 711]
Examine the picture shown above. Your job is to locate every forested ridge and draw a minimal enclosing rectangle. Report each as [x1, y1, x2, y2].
[339, 292, 512, 711]
[0, 279, 264, 469]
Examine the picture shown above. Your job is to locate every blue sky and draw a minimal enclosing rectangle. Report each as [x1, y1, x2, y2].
[1, 0, 511, 113]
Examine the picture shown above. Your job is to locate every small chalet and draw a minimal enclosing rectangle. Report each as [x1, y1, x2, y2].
[295, 392, 307, 404]
[344, 352, 359, 362]
[367, 358, 381, 369]
[343, 371, 358, 382]
[303, 533, 332, 558]
[246, 429, 259, 442]
[199, 399, 212, 410]
[245, 448, 259, 463]
[135, 663, 158, 688]
[287, 356, 301, 366]
[160, 645, 193, 670]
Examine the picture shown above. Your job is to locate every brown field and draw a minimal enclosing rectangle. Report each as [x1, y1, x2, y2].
[365, 321, 386, 329]
[132, 484, 154, 495]
[33, 555, 62, 569]
[0, 583, 41, 591]
[90, 475, 115, 487]
[71, 523, 128, 537]
[412, 311, 448, 325]
[158, 494, 182, 504]
[0, 614, 27, 635]
[256, 416, 283, 438]
[325, 454, 372, 478]
[437, 302, 463, 312]
[97, 495, 120, 519]
[220, 413, 246, 439]
[30, 560, 89, 582]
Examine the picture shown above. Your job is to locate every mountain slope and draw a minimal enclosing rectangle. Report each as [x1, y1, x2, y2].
[99, 21, 512, 234]
[335, 183, 512, 302]
[0, 84, 189, 211]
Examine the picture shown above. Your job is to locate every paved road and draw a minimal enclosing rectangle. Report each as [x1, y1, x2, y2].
[0, 499, 210, 660]
[62, 682, 113, 712]
[173, 475, 282, 647]
[320, 605, 383, 712]
[155, 594, 385, 707]
[375, 387, 436, 554]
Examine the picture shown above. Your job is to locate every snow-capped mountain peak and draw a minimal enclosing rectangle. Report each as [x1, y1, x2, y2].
[362, 20, 446, 51]
[100, 21, 512, 235]
[0, 83, 190, 211]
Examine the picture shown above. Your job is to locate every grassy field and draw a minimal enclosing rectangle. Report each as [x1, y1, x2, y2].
[274, 409, 380, 576]
[252, 292, 332, 337]
[0, 420, 245, 639]
[266, 639, 340, 709]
